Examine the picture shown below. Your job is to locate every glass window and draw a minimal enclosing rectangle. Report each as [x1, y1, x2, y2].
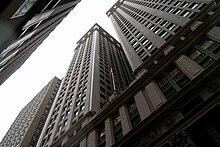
[186, 37, 220, 68]
[156, 65, 190, 98]
[80, 103, 85, 111]
[126, 98, 141, 127]
[112, 112, 123, 142]
[74, 110, 79, 116]
[182, 11, 190, 17]
[98, 125, 106, 147]
[189, 3, 199, 9]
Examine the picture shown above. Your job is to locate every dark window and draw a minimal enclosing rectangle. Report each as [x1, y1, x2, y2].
[155, 65, 190, 98]
[126, 98, 141, 127]
[186, 37, 220, 68]
[98, 124, 106, 147]
[112, 111, 123, 142]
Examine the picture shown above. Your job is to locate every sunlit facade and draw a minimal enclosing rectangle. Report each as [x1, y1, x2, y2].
[0, 77, 61, 147]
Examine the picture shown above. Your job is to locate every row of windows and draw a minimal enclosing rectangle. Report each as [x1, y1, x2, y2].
[128, 0, 202, 11]
[97, 98, 141, 147]
[121, 3, 179, 37]
[156, 37, 220, 98]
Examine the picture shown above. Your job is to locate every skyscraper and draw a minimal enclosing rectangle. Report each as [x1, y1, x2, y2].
[0, 0, 81, 86]
[0, 77, 61, 147]
[106, 0, 218, 72]
[47, 1, 220, 147]
[37, 23, 133, 147]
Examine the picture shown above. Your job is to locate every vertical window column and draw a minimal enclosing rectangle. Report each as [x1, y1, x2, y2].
[97, 125, 105, 147]
[126, 98, 141, 127]
[112, 111, 123, 142]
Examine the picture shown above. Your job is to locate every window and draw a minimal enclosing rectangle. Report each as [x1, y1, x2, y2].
[173, 1, 181, 6]
[155, 65, 190, 98]
[181, 11, 190, 17]
[189, 3, 199, 9]
[186, 37, 220, 68]
[154, 28, 161, 34]
[98, 125, 106, 147]
[174, 9, 181, 15]
[181, 2, 189, 7]
[74, 110, 79, 117]
[58, 125, 62, 131]
[160, 31, 168, 38]
[167, 23, 176, 30]
[142, 38, 149, 45]
[126, 98, 141, 127]
[80, 103, 85, 111]
[161, 20, 168, 27]
[66, 110, 70, 115]
[112, 112, 123, 142]
[82, 95, 86, 101]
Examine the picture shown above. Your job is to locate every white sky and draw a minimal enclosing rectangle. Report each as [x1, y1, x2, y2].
[0, 0, 119, 141]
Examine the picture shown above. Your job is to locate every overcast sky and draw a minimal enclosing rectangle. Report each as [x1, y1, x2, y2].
[0, 0, 119, 141]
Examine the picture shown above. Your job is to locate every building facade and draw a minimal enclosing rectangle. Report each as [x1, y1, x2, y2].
[0, 0, 81, 86]
[106, 0, 215, 72]
[0, 77, 61, 147]
[37, 24, 133, 147]
[49, 0, 220, 147]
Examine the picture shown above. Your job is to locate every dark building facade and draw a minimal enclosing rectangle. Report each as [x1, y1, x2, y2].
[46, 0, 220, 147]
[37, 24, 133, 147]
[0, 0, 81, 86]
[0, 77, 61, 147]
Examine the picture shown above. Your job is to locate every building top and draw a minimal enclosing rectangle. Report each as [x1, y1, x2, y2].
[106, 0, 124, 17]
[106, 0, 212, 17]
[76, 23, 121, 48]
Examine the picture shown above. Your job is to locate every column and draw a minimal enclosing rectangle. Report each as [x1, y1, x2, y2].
[206, 26, 220, 42]
[145, 82, 166, 108]
[134, 91, 151, 120]
[119, 105, 132, 135]
[105, 118, 114, 147]
[80, 137, 87, 147]
[175, 55, 204, 80]
[87, 129, 97, 147]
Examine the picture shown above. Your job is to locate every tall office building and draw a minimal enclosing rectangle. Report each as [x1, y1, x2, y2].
[46, 1, 220, 147]
[0, 0, 81, 86]
[37, 23, 133, 147]
[0, 77, 61, 147]
[106, 0, 217, 72]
